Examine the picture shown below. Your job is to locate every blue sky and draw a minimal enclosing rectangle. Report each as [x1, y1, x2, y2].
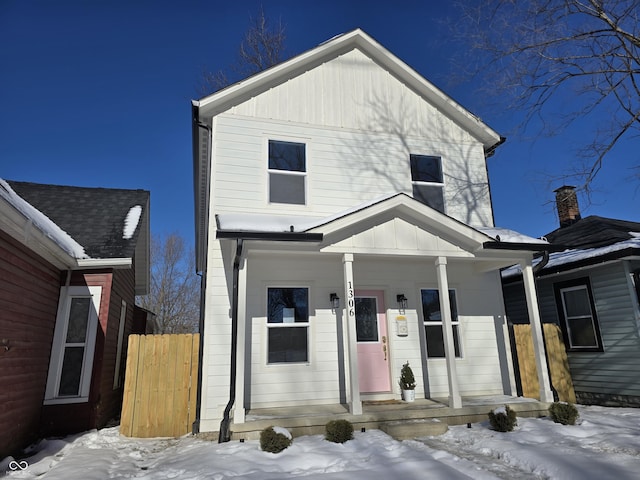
[2, 0, 638, 246]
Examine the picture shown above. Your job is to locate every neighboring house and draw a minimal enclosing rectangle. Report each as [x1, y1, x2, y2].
[502, 186, 640, 406]
[191, 29, 555, 439]
[0, 179, 150, 459]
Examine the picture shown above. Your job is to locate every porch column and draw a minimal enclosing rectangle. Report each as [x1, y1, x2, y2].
[520, 259, 554, 402]
[343, 253, 362, 415]
[233, 254, 248, 423]
[435, 256, 462, 408]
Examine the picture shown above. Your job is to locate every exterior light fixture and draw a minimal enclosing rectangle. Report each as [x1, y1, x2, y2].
[397, 294, 408, 311]
[330, 293, 340, 310]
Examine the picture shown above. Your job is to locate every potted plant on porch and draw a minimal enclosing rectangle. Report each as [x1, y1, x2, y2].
[399, 361, 416, 402]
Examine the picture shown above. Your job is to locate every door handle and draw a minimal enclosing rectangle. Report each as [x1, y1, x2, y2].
[382, 336, 387, 361]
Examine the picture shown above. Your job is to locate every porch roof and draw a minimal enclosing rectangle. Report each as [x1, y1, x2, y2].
[216, 193, 551, 259]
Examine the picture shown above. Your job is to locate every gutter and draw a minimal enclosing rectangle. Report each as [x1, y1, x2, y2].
[219, 238, 243, 443]
[191, 103, 212, 435]
[216, 230, 323, 242]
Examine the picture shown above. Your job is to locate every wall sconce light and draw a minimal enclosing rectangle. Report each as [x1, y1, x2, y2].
[396, 294, 408, 311]
[330, 293, 340, 310]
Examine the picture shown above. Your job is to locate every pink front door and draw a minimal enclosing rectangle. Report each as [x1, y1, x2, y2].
[354, 290, 391, 393]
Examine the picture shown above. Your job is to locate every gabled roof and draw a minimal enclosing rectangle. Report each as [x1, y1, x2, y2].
[216, 193, 549, 261]
[545, 216, 640, 250]
[502, 215, 640, 279]
[194, 28, 501, 149]
[5, 180, 150, 294]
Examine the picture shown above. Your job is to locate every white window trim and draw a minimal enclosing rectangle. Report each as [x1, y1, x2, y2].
[410, 154, 446, 212]
[44, 285, 101, 405]
[420, 287, 462, 359]
[265, 137, 309, 207]
[265, 286, 311, 366]
[113, 299, 127, 389]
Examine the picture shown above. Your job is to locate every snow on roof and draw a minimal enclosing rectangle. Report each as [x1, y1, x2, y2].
[0, 178, 87, 259]
[123, 205, 142, 240]
[476, 227, 549, 245]
[217, 193, 401, 233]
[502, 232, 640, 278]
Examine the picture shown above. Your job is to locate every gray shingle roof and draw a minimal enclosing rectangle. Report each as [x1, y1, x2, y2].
[7, 180, 149, 259]
[545, 216, 640, 250]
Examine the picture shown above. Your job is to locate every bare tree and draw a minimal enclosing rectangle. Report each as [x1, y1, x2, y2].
[136, 233, 200, 334]
[200, 7, 286, 95]
[454, 0, 640, 190]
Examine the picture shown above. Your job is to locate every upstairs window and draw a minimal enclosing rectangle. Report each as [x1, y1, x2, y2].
[554, 278, 603, 351]
[421, 288, 461, 358]
[268, 140, 306, 205]
[267, 287, 309, 363]
[410, 154, 445, 213]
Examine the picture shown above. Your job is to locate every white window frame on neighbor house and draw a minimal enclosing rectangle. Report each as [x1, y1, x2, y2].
[44, 285, 102, 405]
[420, 287, 462, 359]
[267, 138, 307, 205]
[113, 299, 127, 389]
[410, 154, 445, 213]
[554, 278, 603, 352]
[266, 286, 310, 365]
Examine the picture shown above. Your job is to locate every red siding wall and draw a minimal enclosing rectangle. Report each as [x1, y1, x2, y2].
[40, 268, 136, 435]
[0, 231, 60, 459]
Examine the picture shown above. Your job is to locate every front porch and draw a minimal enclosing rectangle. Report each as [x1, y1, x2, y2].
[226, 395, 550, 441]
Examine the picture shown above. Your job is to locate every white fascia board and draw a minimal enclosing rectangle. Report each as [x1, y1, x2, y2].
[76, 258, 132, 269]
[0, 199, 77, 269]
[194, 29, 501, 149]
[309, 194, 489, 251]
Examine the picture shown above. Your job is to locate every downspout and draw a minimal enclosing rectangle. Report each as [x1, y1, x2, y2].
[219, 238, 243, 443]
[191, 270, 206, 435]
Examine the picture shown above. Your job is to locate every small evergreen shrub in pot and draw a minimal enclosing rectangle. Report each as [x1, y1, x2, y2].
[325, 419, 354, 443]
[260, 426, 292, 453]
[488, 405, 517, 432]
[549, 402, 579, 425]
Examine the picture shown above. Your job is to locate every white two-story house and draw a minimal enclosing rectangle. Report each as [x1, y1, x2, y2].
[191, 29, 554, 439]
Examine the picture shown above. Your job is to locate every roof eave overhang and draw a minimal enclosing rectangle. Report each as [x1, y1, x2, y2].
[483, 241, 565, 252]
[216, 230, 323, 242]
[536, 247, 640, 277]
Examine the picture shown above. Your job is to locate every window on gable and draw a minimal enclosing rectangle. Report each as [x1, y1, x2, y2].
[421, 288, 461, 358]
[268, 140, 306, 205]
[554, 278, 603, 351]
[45, 285, 101, 404]
[267, 287, 309, 363]
[410, 154, 445, 213]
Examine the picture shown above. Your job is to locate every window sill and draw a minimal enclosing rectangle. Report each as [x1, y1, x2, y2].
[43, 396, 89, 406]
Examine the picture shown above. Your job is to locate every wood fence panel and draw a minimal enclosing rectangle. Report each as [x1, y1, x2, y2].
[120, 334, 199, 438]
[512, 324, 575, 403]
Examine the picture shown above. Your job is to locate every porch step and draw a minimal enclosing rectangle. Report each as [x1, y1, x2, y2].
[380, 418, 448, 439]
[225, 397, 550, 442]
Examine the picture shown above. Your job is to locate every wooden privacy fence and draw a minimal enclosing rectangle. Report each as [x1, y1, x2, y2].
[513, 324, 576, 403]
[120, 334, 199, 438]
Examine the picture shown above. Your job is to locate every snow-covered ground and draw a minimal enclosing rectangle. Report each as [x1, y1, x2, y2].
[3, 405, 640, 479]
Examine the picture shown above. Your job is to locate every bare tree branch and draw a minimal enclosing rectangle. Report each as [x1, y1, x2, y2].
[454, 0, 640, 191]
[198, 7, 287, 96]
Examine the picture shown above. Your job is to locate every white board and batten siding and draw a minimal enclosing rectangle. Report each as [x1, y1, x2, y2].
[211, 48, 494, 227]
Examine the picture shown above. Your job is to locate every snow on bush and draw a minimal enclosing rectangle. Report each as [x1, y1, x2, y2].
[260, 426, 292, 453]
[488, 405, 517, 432]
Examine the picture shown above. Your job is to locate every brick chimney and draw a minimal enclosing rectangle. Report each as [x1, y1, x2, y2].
[554, 185, 581, 228]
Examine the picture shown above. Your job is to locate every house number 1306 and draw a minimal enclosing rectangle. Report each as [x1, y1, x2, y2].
[347, 281, 355, 317]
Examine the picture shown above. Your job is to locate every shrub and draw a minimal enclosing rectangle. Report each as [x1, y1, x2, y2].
[399, 361, 416, 390]
[325, 419, 354, 443]
[549, 402, 579, 425]
[488, 405, 517, 432]
[260, 426, 292, 453]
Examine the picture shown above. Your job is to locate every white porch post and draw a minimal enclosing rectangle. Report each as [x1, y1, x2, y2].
[435, 256, 462, 408]
[233, 255, 248, 423]
[520, 259, 554, 402]
[343, 253, 362, 415]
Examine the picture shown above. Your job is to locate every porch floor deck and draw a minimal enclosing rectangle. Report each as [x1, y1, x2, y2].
[229, 395, 550, 441]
